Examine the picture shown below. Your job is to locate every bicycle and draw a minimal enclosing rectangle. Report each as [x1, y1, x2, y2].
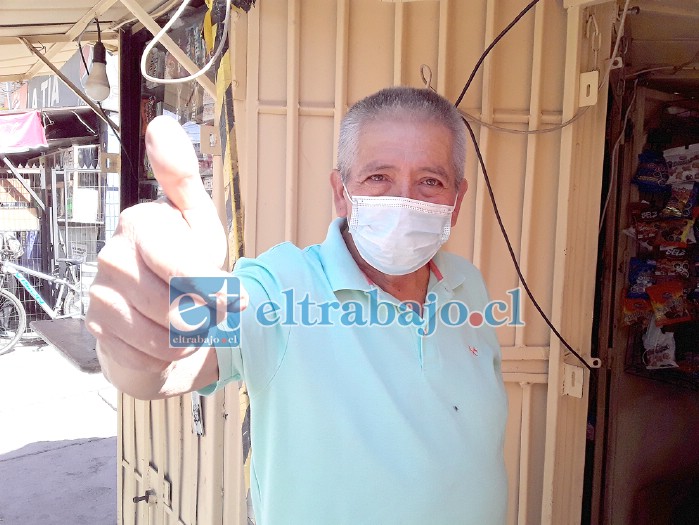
[0, 234, 84, 355]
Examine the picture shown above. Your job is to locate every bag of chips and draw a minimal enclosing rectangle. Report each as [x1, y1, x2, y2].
[664, 143, 699, 184]
[627, 258, 656, 298]
[647, 280, 693, 326]
[661, 182, 697, 218]
[621, 296, 653, 326]
[655, 219, 695, 248]
[633, 150, 670, 190]
[655, 257, 691, 280]
[642, 319, 678, 370]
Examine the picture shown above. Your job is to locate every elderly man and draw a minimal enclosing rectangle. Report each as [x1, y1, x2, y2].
[87, 87, 507, 524]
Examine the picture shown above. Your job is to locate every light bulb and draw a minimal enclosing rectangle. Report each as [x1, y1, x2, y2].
[85, 42, 110, 102]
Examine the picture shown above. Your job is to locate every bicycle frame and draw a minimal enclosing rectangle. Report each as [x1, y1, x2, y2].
[0, 260, 80, 319]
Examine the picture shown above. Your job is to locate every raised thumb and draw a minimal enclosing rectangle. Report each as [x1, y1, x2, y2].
[145, 115, 227, 266]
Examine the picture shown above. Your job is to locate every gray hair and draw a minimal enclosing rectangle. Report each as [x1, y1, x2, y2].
[337, 86, 466, 185]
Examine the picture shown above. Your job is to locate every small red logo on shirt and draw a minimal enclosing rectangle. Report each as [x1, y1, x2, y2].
[468, 345, 479, 356]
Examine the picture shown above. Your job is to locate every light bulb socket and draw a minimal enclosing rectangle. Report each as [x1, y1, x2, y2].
[92, 41, 106, 65]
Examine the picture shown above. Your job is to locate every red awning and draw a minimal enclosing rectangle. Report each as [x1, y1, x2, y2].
[0, 111, 48, 154]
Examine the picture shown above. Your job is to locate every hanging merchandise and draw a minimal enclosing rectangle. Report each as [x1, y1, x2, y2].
[642, 319, 678, 370]
[623, 103, 699, 386]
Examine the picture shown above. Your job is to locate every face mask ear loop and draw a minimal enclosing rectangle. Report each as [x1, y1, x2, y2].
[342, 181, 355, 204]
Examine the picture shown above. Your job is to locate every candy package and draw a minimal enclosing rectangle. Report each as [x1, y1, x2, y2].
[647, 280, 693, 326]
[664, 143, 699, 184]
[633, 150, 670, 190]
[661, 182, 698, 218]
[627, 258, 656, 298]
[621, 297, 653, 326]
[655, 257, 691, 280]
[655, 219, 695, 248]
[634, 221, 661, 250]
[642, 319, 678, 370]
[630, 201, 661, 222]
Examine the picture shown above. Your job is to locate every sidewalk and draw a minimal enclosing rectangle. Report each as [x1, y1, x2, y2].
[0, 338, 118, 525]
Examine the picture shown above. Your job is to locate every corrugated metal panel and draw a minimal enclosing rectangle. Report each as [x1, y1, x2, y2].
[118, 1, 614, 523]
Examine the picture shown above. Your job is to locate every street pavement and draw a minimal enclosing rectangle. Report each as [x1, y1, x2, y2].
[0, 337, 118, 525]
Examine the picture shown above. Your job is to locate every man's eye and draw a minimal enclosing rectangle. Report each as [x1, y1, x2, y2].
[368, 174, 386, 181]
[423, 178, 442, 186]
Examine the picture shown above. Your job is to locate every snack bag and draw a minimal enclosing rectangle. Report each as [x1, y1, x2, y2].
[655, 257, 691, 280]
[634, 221, 661, 251]
[629, 201, 661, 223]
[621, 296, 653, 326]
[633, 150, 670, 190]
[647, 280, 693, 326]
[642, 319, 678, 370]
[661, 182, 697, 218]
[655, 219, 694, 248]
[627, 258, 656, 298]
[664, 143, 699, 184]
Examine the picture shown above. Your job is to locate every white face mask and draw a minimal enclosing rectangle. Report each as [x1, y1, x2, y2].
[344, 187, 456, 275]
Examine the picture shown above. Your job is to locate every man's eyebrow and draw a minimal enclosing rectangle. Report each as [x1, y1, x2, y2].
[358, 163, 450, 179]
[420, 166, 450, 179]
[358, 162, 396, 174]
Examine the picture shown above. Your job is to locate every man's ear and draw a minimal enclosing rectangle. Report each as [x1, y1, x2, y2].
[450, 179, 468, 227]
[330, 170, 349, 218]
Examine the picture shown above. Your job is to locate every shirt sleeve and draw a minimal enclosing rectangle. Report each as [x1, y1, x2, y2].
[198, 256, 291, 396]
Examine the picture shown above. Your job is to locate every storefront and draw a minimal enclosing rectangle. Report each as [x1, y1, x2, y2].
[3, 1, 699, 524]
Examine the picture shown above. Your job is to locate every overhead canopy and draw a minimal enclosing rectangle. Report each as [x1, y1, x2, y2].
[0, 0, 180, 83]
[0, 111, 47, 154]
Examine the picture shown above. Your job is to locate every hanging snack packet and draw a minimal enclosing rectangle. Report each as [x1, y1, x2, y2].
[633, 150, 670, 190]
[629, 201, 661, 223]
[642, 319, 678, 370]
[627, 258, 656, 298]
[622, 296, 653, 326]
[655, 257, 691, 280]
[661, 182, 697, 218]
[664, 143, 699, 184]
[655, 219, 694, 248]
[647, 280, 692, 326]
[634, 221, 661, 250]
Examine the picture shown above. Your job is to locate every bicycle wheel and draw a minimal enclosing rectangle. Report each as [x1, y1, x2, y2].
[0, 288, 26, 355]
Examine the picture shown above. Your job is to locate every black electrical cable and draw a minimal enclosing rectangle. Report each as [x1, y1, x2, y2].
[455, 0, 593, 371]
[462, 117, 592, 371]
[455, 0, 541, 108]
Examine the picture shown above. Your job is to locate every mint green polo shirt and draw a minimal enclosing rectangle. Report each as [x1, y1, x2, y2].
[200, 218, 508, 524]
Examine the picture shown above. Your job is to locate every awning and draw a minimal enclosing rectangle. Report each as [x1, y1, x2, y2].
[0, 111, 48, 154]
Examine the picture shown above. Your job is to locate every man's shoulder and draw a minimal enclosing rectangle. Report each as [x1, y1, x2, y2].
[233, 241, 324, 284]
[436, 250, 486, 283]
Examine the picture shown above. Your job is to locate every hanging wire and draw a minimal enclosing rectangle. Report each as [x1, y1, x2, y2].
[598, 80, 638, 233]
[451, 0, 633, 370]
[139, 0, 232, 85]
[454, 0, 632, 136]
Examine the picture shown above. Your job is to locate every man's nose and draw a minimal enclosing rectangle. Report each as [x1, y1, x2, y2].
[392, 179, 417, 200]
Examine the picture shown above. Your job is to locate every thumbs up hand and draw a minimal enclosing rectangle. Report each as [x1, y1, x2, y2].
[86, 116, 242, 399]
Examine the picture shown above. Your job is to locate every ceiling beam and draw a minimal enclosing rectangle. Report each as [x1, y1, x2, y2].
[563, 0, 613, 7]
[22, 0, 121, 79]
[637, 2, 699, 19]
[0, 32, 119, 46]
[117, 0, 217, 97]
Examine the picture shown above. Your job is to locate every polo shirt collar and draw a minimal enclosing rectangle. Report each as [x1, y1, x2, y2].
[319, 218, 374, 292]
[319, 217, 468, 294]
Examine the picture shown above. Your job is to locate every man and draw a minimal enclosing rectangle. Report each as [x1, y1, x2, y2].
[87, 87, 508, 524]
